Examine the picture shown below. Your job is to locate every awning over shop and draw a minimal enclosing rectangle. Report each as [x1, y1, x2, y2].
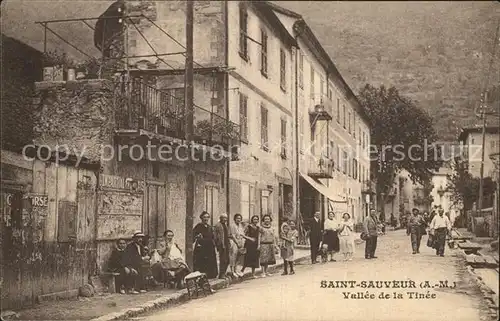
[299, 172, 347, 203]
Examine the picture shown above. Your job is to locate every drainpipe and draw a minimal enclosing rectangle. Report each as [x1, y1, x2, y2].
[294, 22, 305, 237]
[224, 0, 230, 216]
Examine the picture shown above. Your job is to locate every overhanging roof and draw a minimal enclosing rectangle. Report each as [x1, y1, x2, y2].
[458, 126, 500, 142]
[300, 172, 346, 203]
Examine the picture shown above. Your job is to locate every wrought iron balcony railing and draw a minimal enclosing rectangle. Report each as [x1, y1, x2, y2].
[308, 156, 334, 179]
[115, 78, 241, 151]
[309, 94, 333, 123]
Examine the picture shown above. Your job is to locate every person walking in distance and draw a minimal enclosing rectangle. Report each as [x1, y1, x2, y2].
[363, 209, 379, 259]
[309, 212, 323, 264]
[407, 208, 425, 254]
[430, 208, 451, 257]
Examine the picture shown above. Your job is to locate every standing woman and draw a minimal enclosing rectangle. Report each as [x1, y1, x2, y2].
[259, 214, 277, 277]
[241, 215, 260, 278]
[193, 211, 218, 279]
[229, 213, 246, 277]
[323, 211, 340, 262]
[338, 213, 355, 261]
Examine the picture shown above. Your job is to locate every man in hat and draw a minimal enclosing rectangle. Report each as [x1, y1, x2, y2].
[214, 214, 230, 279]
[363, 209, 379, 259]
[407, 208, 425, 254]
[123, 231, 150, 294]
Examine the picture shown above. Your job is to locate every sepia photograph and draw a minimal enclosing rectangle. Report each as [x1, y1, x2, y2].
[0, 1, 499, 320]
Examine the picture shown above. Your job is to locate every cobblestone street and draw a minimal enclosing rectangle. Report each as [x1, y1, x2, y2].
[136, 230, 491, 321]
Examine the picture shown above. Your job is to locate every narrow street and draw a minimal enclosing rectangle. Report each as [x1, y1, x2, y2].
[135, 230, 489, 321]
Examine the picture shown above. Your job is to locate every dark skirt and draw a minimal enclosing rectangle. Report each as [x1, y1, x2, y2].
[193, 242, 218, 279]
[323, 230, 340, 252]
[243, 239, 260, 268]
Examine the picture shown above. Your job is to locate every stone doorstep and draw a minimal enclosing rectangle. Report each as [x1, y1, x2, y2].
[90, 254, 311, 321]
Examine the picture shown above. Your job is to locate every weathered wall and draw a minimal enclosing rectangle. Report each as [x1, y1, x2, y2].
[126, 0, 225, 68]
[33, 79, 116, 164]
[1, 150, 97, 309]
[1, 34, 43, 152]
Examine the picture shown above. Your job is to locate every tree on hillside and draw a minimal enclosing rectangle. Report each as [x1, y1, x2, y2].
[357, 84, 443, 214]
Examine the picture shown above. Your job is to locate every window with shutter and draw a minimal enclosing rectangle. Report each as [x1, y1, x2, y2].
[343, 104, 346, 128]
[239, 3, 248, 60]
[260, 105, 268, 151]
[239, 94, 248, 142]
[281, 119, 287, 159]
[280, 49, 286, 91]
[260, 29, 268, 76]
[336, 98, 340, 123]
[310, 67, 315, 99]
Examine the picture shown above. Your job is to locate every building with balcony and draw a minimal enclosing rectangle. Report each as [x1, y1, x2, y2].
[458, 126, 500, 178]
[113, 1, 296, 233]
[269, 3, 371, 225]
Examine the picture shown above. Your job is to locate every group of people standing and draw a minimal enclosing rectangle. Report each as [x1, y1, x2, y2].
[309, 211, 356, 263]
[193, 211, 300, 279]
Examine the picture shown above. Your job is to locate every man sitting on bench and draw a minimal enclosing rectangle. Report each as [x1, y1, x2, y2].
[152, 230, 190, 289]
[108, 238, 128, 294]
[123, 231, 150, 294]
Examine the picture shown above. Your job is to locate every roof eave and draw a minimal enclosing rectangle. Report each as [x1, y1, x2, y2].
[251, 2, 297, 47]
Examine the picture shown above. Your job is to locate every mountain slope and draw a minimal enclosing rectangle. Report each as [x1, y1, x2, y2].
[277, 1, 500, 141]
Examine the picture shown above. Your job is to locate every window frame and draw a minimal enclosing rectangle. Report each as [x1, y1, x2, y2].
[280, 118, 287, 159]
[260, 104, 269, 151]
[260, 28, 268, 77]
[280, 48, 286, 92]
[238, 3, 249, 61]
[239, 93, 249, 143]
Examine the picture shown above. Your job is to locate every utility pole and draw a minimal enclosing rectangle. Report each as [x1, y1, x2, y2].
[477, 91, 487, 233]
[184, 0, 195, 268]
[476, 19, 499, 235]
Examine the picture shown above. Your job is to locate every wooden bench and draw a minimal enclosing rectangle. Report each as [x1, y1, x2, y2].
[457, 241, 483, 255]
[101, 272, 121, 293]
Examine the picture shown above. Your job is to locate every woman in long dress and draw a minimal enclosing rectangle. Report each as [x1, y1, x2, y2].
[338, 212, 355, 261]
[242, 215, 260, 278]
[323, 211, 340, 261]
[259, 214, 277, 277]
[193, 211, 218, 279]
[229, 213, 246, 277]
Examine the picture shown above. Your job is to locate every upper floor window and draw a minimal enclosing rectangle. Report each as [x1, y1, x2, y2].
[343, 151, 348, 175]
[260, 104, 269, 151]
[320, 77, 325, 101]
[280, 119, 287, 159]
[329, 140, 335, 161]
[328, 87, 333, 100]
[342, 104, 346, 129]
[337, 146, 341, 170]
[348, 111, 352, 134]
[280, 49, 286, 92]
[336, 98, 340, 123]
[260, 29, 268, 76]
[239, 3, 248, 60]
[310, 67, 315, 99]
[239, 93, 248, 142]
[353, 115, 356, 138]
[298, 52, 304, 89]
